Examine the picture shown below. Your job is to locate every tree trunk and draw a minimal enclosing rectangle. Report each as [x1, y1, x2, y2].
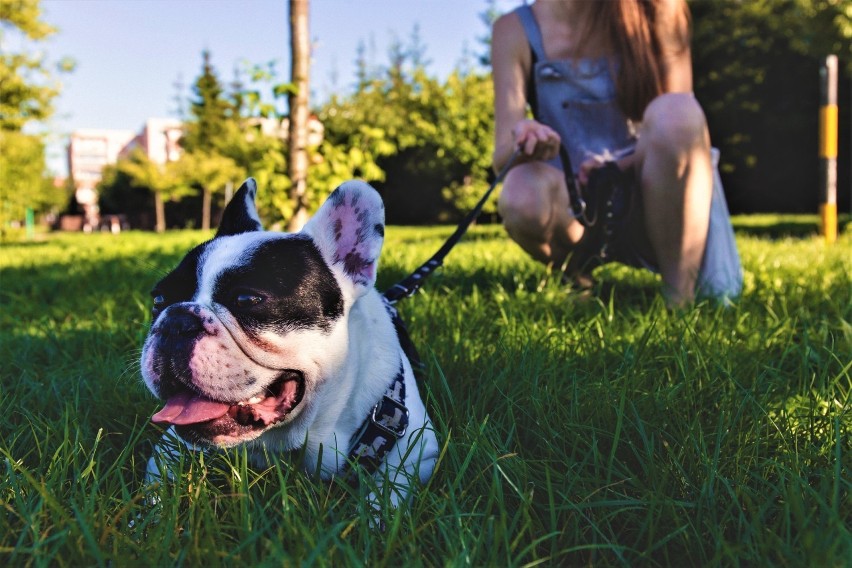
[287, 0, 310, 231]
[201, 186, 211, 231]
[154, 191, 166, 233]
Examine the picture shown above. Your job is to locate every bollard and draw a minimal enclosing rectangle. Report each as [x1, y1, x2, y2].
[819, 55, 838, 244]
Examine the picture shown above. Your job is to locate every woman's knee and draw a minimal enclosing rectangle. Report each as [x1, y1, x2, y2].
[641, 93, 709, 152]
[498, 164, 561, 232]
[499, 184, 545, 234]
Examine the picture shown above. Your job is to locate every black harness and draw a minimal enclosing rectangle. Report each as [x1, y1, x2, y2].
[346, 361, 409, 473]
[343, 299, 417, 475]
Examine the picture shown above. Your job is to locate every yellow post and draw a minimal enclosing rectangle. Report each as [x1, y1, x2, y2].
[819, 55, 838, 244]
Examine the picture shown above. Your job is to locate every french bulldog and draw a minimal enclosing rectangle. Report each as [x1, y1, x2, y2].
[141, 178, 439, 507]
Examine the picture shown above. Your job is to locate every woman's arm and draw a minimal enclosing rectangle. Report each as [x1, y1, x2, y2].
[657, 0, 693, 93]
[491, 12, 561, 172]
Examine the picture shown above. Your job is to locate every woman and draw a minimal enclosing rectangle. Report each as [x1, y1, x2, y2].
[492, 0, 742, 306]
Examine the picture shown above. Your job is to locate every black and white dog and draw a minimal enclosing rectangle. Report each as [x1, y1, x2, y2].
[141, 179, 439, 506]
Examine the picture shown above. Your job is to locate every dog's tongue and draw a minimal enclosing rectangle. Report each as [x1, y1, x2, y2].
[151, 391, 231, 426]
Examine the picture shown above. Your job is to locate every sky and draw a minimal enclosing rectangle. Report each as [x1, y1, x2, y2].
[35, 0, 518, 176]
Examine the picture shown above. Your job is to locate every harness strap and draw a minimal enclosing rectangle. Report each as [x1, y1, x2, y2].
[346, 363, 409, 475]
[383, 296, 424, 374]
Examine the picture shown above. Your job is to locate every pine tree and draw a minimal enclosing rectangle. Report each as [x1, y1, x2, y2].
[182, 50, 234, 154]
[180, 50, 243, 230]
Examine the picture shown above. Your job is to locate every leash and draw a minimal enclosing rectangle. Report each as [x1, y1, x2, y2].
[382, 148, 521, 304]
[559, 143, 593, 227]
[560, 142, 634, 276]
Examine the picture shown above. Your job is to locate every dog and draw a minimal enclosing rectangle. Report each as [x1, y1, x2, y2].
[141, 178, 439, 507]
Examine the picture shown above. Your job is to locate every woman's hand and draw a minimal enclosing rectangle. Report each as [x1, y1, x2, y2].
[577, 153, 636, 186]
[513, 119, 561, 162]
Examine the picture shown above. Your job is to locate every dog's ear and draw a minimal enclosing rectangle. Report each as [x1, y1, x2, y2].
[302, 180, 385, 297]
[216, 178, 263, 237]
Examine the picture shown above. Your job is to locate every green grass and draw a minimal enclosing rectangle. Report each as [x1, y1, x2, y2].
[1, 216, 850, 566]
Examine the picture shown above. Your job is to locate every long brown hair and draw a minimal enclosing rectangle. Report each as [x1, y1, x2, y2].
[579, 0, 691, 121]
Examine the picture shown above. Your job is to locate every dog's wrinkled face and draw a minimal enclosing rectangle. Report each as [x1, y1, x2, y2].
[141, 179, 384, 448]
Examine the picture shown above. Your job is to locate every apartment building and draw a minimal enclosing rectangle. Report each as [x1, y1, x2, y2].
[66, 119, 183, 230]
[64, 116, 322, 230]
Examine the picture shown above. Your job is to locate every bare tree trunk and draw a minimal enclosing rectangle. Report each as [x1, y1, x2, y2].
[287, 0, 310, 231]
[154, 191, 166, 233]
[201, 186, 211, 231]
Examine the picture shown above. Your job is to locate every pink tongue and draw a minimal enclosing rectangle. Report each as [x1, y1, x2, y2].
[151, 391, 231, 426]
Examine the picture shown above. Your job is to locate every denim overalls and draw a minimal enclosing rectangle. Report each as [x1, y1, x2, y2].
[516, 4, 743, 300]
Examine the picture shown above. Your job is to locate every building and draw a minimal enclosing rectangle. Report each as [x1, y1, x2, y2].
[118, 118, 184, 165]
[66, 119, 182, 230]
[64, 116, 322, 230]
[67, 128, 135, 192]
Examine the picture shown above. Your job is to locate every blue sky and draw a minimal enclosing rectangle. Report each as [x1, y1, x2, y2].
[39, 0, 518, 175]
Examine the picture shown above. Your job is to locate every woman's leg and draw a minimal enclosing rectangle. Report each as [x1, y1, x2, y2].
[498, 161, 585, 267]
[634, 93, 714, 306]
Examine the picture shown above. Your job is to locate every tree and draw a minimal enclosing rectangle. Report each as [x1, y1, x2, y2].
[0, 0, 62, 131]
[318, 45, 495, 224]
[690, 0, 851, 213]
[116, 149, 193, 232]
[97, 163, 153, 227]
[180, 50, 246, 229]
[172, 151, 244, 230]
[287, 0, 310, 230]
[182, 50, 235, 154]
[0, 131, 66, 223]
[0, 0, 73, 226]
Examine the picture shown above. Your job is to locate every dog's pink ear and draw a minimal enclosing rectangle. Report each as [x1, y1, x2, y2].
[216, 178, 263, 237]
[302, 180, 385, 295]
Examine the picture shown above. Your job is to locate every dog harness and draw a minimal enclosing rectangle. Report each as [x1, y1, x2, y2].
[344, 299, 417, 475]
[346, 363, 409, 474]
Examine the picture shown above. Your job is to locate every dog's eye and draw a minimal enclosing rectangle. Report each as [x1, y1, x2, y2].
[151, 294, 167, 315]
[235, 294, 264, 309]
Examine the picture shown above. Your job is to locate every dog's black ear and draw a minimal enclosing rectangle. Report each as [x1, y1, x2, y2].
[216, 178, 263, 237]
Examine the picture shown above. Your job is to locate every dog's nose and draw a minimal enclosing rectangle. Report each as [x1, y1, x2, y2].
[158, 310, 204, 339]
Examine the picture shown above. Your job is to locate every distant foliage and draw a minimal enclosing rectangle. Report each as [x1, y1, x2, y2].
[98, 14, 498, 228]
[97, 0, 852, 229]
[690, 0, 851, 213]
[0, 0, 73, 225]
[319, 46, 495, 224]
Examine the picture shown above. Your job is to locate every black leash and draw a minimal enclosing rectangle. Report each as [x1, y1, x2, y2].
[559, 143, 592, 227]
[383, 148, 521, 304]
[560, 142, 635, 275]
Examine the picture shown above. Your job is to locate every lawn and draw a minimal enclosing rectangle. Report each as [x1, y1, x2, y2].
[1, 216, 849, 566]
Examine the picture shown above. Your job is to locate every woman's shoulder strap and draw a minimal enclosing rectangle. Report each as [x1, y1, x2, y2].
[513, 4, 546, 62]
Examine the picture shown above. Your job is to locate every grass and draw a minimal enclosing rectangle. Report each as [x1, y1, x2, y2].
[1, 215, 850, 566]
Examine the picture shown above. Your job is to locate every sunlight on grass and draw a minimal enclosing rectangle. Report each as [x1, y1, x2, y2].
[0, 219, 849, 565]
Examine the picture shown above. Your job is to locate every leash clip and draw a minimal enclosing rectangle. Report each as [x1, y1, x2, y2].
[574, 193, 589, 225]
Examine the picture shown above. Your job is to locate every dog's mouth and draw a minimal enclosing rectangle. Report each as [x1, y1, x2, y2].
[150, 371, 305, 445]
